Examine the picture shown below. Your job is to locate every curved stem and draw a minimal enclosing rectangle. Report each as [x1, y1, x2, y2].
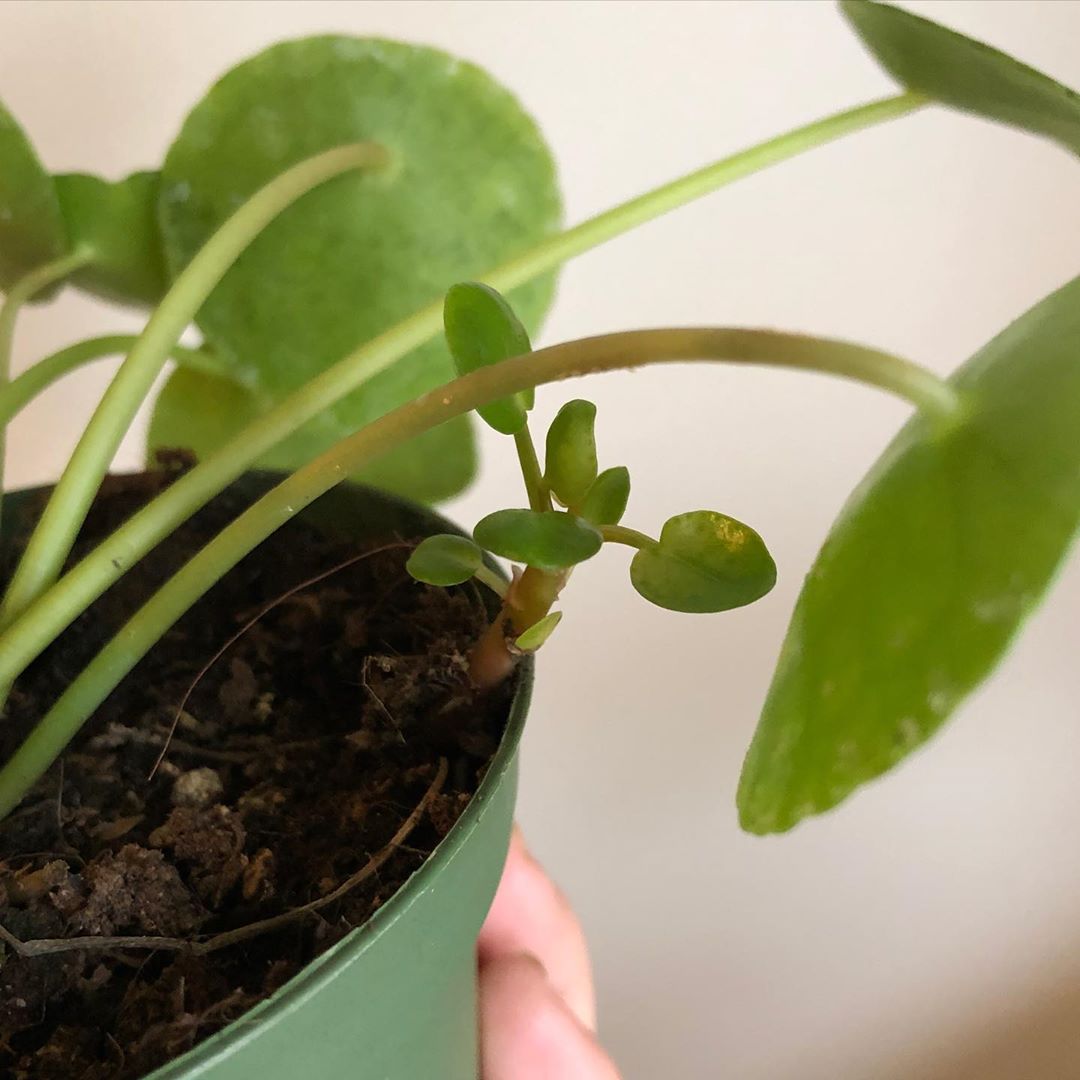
[0, 335, 228, 427]
[0, 251, 94, 534]
[600, 524, 656, 550]
[0, 93, 928, 695]
[0, 325, 956, 816]
[0, 143, 387, 629]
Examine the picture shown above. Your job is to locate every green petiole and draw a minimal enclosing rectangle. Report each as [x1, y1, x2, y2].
[0, 324, 957, 817]
[600, 525, 656, 551]
[0, 143, 387, 631]
[0, 335, 232, 427]
[0, 250, 94, 534]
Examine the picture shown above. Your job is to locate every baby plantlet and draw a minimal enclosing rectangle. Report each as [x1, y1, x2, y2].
[408, 281, 780, 684]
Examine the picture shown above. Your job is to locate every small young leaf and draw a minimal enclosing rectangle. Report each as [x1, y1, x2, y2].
[515, 610, 563, 652]
[630, 511, 776, 614]
[406, 534, 483, 586]
[0, 99, 69, 289]
[55, 171, 169, 307]
[444, 281, 534, 435]
[738, 270, 1080, 836]
[545, 399, 598, 507]
[841, 1, 1080, 155]
[579, 466, 631, 526]
[474, 509, 601, 571]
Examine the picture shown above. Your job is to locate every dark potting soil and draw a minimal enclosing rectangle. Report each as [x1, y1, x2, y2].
[0, 462, 514, 1079]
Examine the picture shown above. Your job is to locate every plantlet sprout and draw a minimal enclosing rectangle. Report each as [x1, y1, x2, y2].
[408, 282, 780, 685]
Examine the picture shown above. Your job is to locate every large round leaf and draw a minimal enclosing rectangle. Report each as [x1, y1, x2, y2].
[158, 35, 562, 501]
[0, 99, 68, 289]
[630, 511, 776, 614]
[55, 171, 168, 306]
[739, 272, 1080, 835]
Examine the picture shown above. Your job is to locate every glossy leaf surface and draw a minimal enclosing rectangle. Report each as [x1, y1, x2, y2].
[406, 534, 483, 586]
[579, 466, 630, 526]
[474, 509, 601, 571]
[515, 610, 562, 652]
[544, 399, 597, 507]
[739, 271, 1080, 834]
[630, 510, 776, 614]
[444, 281, 533, 435]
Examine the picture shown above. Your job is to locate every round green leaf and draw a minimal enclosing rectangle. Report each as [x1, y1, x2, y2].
[545, 399, 597, 507]
[0, 99, 69, 289]
[630, 511, 776, 614]
[515, 610, 562, 652]
[55, 171, 168, 307]
[159, 35, 561, 503]
[444, 281, 533, 435]
[406, 534, 483, 586]
[738, 271, 1080, 835]
[841, 1, 1080, 155]
[474, 509, 601, 571]
[579, 466, 630, 526]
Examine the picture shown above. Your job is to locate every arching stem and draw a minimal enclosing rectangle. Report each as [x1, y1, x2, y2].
[0, 142, 387, 630]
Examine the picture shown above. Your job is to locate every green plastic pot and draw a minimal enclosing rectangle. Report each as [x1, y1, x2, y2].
[4, 475, 531, 1080]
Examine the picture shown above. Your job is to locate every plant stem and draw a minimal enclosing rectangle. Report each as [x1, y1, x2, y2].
[0, 143, 386, 630]
[0, 92, 928, 699]
[0, 335, 229, 426]
[472, 564, 508, 599]
[0, 325, 957, 817]
[600, 524, 656, 550]
[513, 424, 551, 512]
[0, 251, 94, 534]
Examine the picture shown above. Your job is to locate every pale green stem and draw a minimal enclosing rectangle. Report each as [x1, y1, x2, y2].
[0, 143, 386, 630]
[473, 564, 508, 599]
[0, 251, 94, 536]
[600, 524, 657, 550]
[513, 424, 551, 512]
[0, 325, 957, 817]
[0, 93, 928, 700]
[0, 335, 228, 427]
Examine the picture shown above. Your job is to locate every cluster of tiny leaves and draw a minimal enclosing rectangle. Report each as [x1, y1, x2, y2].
[406, 283, 777, 648]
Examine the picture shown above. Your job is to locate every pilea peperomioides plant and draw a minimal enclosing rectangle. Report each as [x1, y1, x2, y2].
[0, 0, 1079, 846]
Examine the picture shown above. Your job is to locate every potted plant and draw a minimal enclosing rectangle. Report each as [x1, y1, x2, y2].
[1, 2, 1078, 1076]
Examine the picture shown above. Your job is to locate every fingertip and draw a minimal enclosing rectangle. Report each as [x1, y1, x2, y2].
[479, 953, 621, 1080]
[479, 829, 596, 1029]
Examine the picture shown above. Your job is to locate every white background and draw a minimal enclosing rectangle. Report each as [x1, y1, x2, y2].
[3, 2, 1080, 1077]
